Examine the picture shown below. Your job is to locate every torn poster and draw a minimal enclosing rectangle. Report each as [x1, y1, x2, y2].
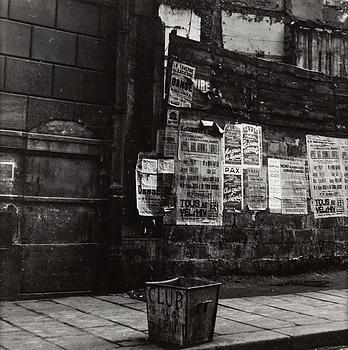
[268, 158, 281, 213]
[224, 166, 243, 211]
[244, 167, 267, 211]
[168, 61, 196, 108]
[242, 124, 262, 168]
[307, 135, 346, 218]
[175, 121, 223, 225]
[136, 153, 162, 217]
[224, 123, 242, 166]
[280, 159, 308, 215]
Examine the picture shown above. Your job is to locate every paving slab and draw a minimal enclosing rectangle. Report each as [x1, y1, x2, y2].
[0, 331, 62, 350]
[85, 325, 147, 342]
[297, 292, 348, 305]
[0, 289, 347, 350]
[49, 334, 119, 350]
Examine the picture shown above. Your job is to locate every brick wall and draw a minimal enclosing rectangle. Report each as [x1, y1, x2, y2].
[0, 0, 117, 139]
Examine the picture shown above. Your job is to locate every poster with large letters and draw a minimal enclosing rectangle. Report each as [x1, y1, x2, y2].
[306, 135, 347, 218]
[175, 120, 223, 225]
[168, 61, 196, 108]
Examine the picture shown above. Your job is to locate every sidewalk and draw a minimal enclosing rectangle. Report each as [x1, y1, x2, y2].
[0, 289, 347, 350]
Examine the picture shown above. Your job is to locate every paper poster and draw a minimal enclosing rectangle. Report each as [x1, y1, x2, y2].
[158, 159, 174, 174]
[307, 135, 346, 218]
[224, 123, 242, 166]
[224, 123, 262, 168]
[242, 124, 262, 167]
[141, 159, 158, 174]
[136, 153, 162, 217]
[175, 122, 223, 225]
[164, 110, 180, 158]
[224, 166, 243, 211]
[168, 61, 196, 108]
[268, 158, 281, 213]
[340, 139, 348, 214]
[244, 167, 267, 211]
[280, 159, 308, 215]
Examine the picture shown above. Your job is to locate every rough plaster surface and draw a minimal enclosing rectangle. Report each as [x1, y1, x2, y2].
[222, 11, 284, 58]
[159, 4, 201, 59]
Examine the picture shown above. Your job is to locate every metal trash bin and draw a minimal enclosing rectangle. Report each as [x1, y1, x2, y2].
[145, 276, 221, 348]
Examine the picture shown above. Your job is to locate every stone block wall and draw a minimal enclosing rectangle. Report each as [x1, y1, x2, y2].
[0, 0, 117, 139]
[158, 35, 348, 279]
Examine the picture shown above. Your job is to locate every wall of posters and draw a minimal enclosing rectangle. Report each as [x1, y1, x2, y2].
[307, 135, 346, 218]
[224, 166, 243, 211]
[280, 159, 308, 215]
[136, 153, 162, 217]
[224, 123, 262, 168]
[244, 167, 267, 211]
[168, 61, 196, 108]
[175, 120, 223, 225]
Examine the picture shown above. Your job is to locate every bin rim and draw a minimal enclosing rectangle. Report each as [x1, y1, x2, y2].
[145, 276, 221, 290]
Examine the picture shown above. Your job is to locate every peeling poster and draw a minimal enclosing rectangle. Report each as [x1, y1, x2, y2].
[175, 120, 223, 225]
[136, 153, 162, 217]
[168, 61, 196, 108]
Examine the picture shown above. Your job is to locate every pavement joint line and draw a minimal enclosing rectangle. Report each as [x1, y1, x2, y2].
[52, 298, 149, 334]
[11, 300, 121, 348]
[217, 302, 330, 325]
[235, 297, 340, 321]
[216, 314, 294, 332]
[92, 295, 147, 313]
[316, 290, 348, 299]
[0, 316, 67, 350]
[293, 292, 347, 305]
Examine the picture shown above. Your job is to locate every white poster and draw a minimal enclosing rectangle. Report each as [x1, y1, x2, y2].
[307, 135, 346, 218]
[175, 120, 223, 225]
[168, 61, 196, 108]
[244, 167, 267, 211]
[268, 158, 281, 213]
[280, 159, 308, 215]
[136, 153, 162, 217]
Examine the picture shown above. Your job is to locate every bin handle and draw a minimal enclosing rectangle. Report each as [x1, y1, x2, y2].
[200, 300, 213, 305]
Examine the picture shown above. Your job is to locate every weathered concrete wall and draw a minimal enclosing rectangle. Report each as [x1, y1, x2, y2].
[222, 12, 284, 60]
[159, 35, 348, 278]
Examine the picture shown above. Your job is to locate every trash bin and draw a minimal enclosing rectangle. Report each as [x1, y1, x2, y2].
[145, 276, 221, 348]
